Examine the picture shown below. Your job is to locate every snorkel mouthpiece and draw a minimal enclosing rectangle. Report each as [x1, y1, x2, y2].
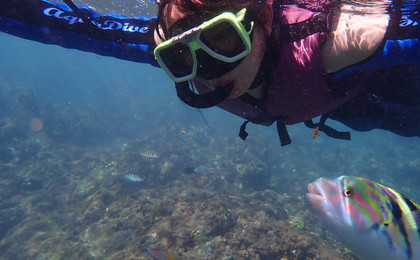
[175, 81, 233, 108]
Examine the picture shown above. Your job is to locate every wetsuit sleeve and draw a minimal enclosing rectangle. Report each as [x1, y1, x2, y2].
[0, 0, 159, 67]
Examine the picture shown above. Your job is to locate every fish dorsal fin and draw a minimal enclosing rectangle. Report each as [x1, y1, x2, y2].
[400, 209, 420, 235]
[400, 193, 420, 212]
[397, 193, 420, 232]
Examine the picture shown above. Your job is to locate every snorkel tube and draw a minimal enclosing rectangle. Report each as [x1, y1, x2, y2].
[175, 81, 233, 109]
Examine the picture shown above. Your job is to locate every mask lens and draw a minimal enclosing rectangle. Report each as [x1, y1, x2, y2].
[159, 42, 194, 78]
[196, 49, 243, 79]
[199, 21, 247, 58]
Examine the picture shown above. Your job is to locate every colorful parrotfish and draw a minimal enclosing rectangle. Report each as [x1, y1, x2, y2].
[307, 176, 420, 260]
[143, 246, 179, 260]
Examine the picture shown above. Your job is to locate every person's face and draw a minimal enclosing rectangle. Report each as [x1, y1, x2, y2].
[154, 3, 271, 99]
[197, 24, 266, 98]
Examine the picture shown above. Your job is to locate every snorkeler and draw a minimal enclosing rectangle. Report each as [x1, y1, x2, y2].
[1, 0, 419, 146]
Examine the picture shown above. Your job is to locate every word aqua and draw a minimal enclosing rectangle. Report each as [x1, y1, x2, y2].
[43, 7, 149, 33]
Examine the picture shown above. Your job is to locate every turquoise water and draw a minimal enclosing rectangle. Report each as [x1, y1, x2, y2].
[0, 2, 420, 259]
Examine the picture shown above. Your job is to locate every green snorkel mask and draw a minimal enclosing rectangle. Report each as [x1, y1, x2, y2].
[155, 8, 254, 82]
[154, 8, 254, 108]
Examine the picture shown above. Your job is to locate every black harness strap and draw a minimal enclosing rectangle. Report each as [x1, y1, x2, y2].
[304, 115, 351, 140]
[62, 0, 102, 34]
[276, 121, 292, 146]
[240, 115, 349, 145]
[239, 120, 250, 140]
[239, 120, 291, 146]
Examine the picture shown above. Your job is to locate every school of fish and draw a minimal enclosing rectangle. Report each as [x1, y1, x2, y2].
[307, 176, 420, 260]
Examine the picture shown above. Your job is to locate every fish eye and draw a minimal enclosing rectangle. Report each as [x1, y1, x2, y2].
[344, 188, 352, 197]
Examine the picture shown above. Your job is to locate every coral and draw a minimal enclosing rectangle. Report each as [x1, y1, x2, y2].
[289, 216, 305, 230]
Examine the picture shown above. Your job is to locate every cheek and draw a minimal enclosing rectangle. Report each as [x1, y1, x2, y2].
[228, 28, 267, 98]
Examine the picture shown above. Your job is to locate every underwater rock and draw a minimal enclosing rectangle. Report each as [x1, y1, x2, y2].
[42, 105, 111, 145]
[201, 200, 236, 236]
[16, 91, 39, 115]
[0, 146, 16, 164]
[83, 200, 107, 225]
[152, 204, 174, 217]
[160, 161, 174, 175]
[198, 241, 216, 257]
[20, 177, 43, 191]
[0, 207, 25, 241]
[237, 165, 272, 190]
[174, 229, 194, 249]
[99, 192, 115, 207]
[0, 119, 25, 142]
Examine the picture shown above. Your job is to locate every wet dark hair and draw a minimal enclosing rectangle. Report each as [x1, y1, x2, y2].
[156, 0, 267, 41]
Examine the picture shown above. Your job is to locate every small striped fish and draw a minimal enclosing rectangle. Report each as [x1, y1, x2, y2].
[122, 174, 144, 182]
[143, 246, 179, 260]
[140, 150, 159, 159]
[307, 176, 420, 260]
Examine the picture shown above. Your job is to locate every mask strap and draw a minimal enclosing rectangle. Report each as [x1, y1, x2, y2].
[63, 0, 93, 24]
[175, 81, 233, 108]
